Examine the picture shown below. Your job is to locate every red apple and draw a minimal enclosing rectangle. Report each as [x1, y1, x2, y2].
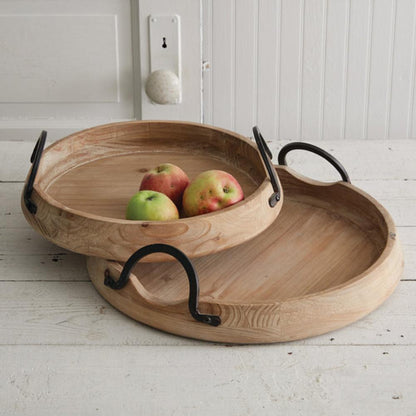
[140, 163, 190, 209]
[126, 190, 179, 221]
[182, 170, 244, 217]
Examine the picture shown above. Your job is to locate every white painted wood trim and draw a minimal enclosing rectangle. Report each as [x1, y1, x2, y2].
[137, 0, 202, 122]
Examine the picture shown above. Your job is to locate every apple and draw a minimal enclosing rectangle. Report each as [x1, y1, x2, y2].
[140, 163, 190, 209]
[182, 170, 244, 217]
[126, 190, 179, 221]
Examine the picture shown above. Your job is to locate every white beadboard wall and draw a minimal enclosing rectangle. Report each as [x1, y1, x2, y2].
[202, 0, 416, 140]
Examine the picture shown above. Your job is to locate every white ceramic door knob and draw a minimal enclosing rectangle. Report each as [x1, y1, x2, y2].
[145, 69, 181, 104]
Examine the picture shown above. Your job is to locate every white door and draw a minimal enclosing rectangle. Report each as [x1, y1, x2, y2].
[0, 0, 203, 142]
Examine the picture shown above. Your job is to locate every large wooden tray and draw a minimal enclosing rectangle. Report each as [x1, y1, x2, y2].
[21, 122, 282, 262]
[86, 144, 403, 344]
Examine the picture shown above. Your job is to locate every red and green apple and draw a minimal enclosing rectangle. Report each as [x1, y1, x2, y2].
[140, 163, 190, 209]
[182, 170, 244, 217]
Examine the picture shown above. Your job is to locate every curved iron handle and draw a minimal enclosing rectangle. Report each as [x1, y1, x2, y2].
[252, 126, 281, 207]
[104, 243, 221, 327]
[24, 130, 47, 214]
[278, 142, 351, 183]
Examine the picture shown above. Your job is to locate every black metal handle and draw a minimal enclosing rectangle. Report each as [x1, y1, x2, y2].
[104, 243, 221, 327]
[278, 142, 351, 183]
[23, 130, 47, 214]
[252, 126, 281, 207]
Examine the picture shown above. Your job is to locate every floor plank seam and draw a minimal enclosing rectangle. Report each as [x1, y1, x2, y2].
[0, 343, 414, 348]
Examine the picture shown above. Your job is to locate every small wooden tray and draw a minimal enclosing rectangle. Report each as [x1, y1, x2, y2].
[86, 144, 403, 344]
[21, 122, 282, 262]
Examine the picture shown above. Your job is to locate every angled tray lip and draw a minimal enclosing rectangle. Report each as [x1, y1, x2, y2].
[32, 119, 279, 224]
[98, 166, 401, 307]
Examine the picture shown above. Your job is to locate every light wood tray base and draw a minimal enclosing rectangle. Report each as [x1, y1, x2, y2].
[87, 167, 403, 343]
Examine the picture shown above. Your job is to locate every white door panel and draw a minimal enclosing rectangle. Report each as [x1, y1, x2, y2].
[0, 0, 202, 141]
[0, 0, 135, 141]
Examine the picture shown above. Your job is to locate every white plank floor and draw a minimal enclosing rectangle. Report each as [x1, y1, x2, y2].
[1, 139, 415, 415]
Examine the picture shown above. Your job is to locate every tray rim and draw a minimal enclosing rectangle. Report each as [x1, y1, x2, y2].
[32, 120, 274, 224]
[85, 167, 404, 343]
[272, 166, 400, 301]
[22, 120, 283, 263]
[96, 167, 402, 307]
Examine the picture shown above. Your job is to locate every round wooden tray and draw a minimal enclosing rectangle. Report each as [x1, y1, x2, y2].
[21, 122, 282, 262]
[86, 144, 403, 344]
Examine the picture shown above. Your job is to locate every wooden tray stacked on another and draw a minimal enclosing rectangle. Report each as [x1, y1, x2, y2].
[22, 122, 404, 344]
[21, 121, 282, 262]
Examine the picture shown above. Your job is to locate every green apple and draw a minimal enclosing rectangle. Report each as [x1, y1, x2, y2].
[182, 170, 244, 217]
[126, 190, 179, 221]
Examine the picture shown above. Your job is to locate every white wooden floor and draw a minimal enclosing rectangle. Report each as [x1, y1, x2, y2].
[1, 139, 415, 415]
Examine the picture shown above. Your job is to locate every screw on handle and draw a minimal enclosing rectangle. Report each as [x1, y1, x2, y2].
[104, 243, 221, 327]
[278, 142, 351, 183]
[252, 126, 281, 207]
[24, 130, 47, 214]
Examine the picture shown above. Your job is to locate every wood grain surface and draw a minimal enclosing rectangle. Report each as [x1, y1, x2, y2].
[87, 167, 403, 343]
[21, 121, 282, 262]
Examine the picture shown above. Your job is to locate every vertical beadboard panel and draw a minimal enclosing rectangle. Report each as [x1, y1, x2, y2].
[389, 0, 415, 138]
[301, 0, 326, 140]
[211, 0, 235, 130]
[234, 0, 258, 136]
[205, 0, 416, 140]
[279, 0, 304, 140]
[257, 0, 281, 141]
[410, 7, 416, 138]
[344, 0, 371, 139]
[366, 0, 397, 139]
[202, 0, 213, 125]
[322, 0, 350, 139]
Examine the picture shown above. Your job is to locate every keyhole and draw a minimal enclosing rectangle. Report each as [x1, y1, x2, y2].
[162, 37, 167, 48]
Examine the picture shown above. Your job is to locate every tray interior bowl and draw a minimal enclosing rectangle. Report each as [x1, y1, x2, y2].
[87, 166, 403, 343]
[25, 121, 282, 262]
[40, 122, 264, 218]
